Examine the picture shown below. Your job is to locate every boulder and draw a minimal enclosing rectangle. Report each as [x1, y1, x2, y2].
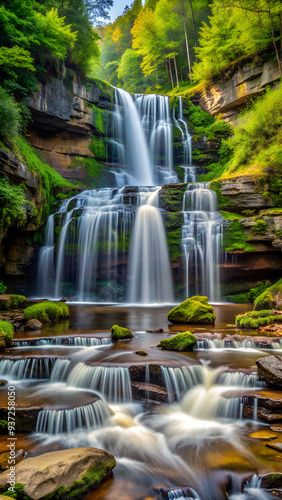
[261, 473, 282, 490]
[111, 324, 134, 342]
[25, 318, 43, 330]
[256, 355, 282, 388]
[254, 278, 282, 310]
[135, 350, 148, 356]
[0, 447, 116, 500]
[158, 332, 197, 352]
[167, 296, 216, 324]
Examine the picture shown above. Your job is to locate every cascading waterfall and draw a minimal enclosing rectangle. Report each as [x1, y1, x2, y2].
[127, 188, 174, 304]
[13, 337, 112, 347]
[135, 93, 178, 184]
[0, 358, 56, 380]
[37, 214, 55, 297]
[36, 399, 110, 434]
[173, 96, 193, 181]
[182, 182, 222, 301]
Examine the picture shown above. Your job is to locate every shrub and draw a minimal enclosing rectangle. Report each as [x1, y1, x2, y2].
[0, 321, 14, 341]
[0, 281, 7, 294]
[24, 301, 69, 323]
[253, 219, 267, 233]
[0, 87, 20, 142]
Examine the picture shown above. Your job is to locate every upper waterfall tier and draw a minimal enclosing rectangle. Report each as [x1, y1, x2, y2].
[112, 89, 179, 186]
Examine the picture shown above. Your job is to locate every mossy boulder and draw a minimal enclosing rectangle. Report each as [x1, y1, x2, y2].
[158, 332, 197, 351]
[236, 310, 282, 329]
[0, 295, 26, 311]
[0, 447, 116, 499]
[254, 278, 282, 310]
[111, 324, 134, 342]
[23, 301, 69, 324]
[167, 296, 216, 324]
[0, 321, 13, 344]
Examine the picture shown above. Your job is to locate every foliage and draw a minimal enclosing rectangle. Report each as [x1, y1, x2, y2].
[224, 84, 282, 177]
[254, 278, 282, 310]
[0, 178, 27, 234]
[0, 87, 20, 141]
[236, 309, 282, 329]
[0, 281, 7, 294]
[158, 331, 197, 351]
[252, 219, 267, 233]
[227, 281, 271, 303]
[23, 301, 69, 323]
[0, 320, 14, 341]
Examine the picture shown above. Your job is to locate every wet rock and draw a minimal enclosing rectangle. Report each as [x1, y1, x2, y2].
[261, 473, 282, 489]
[25, 318, 43, 330]
[249, 430, 278, 440]
[266, 436, 282, 452]
[0, 409, 40, 433]
[131, 382, 168, 403]
[111, 324, 134, 342]
[256, 355, 282, 388]
[270, 425, 282, 432]
[135, 351, 148, 356]
[167, 296, 216, 324]
[0, 447, 116, 499]
[0, 382, 6, 387]
[0, 449, 25, 470]
[158, 332, 197, 352]
[147, 329, 164, 333]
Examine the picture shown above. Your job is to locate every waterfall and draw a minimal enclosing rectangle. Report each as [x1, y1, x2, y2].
[112, 88, 153, 186]
[37, 215, 55, 297]
[182, 182, 222, 301]
[127, 188, 174, 304]
[36, 399, 110, 434]
[135, 93, 178, 184]
[0, 358, 56, 380]
[65, 363, 132, 402]
[173, 96, 192, 173]
[13, 337, 112, 347]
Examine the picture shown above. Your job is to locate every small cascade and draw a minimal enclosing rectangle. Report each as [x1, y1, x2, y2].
[196, 338, 282, 351]
[113, 88, 153, 186]
[13, 337, 112, 347]
[66, 363, 132, 402]
[50, 359, 71, 382]
[218, 372, 265, 388]
[36, 399, 110, 434]
[0, 358, 56, 380]
[182, 182, 222, 300]
[135, 93, 178, 184]
[161, 366, 204, 402]
[168, 489, 201, 500]
[173, 96, 192, 168]
[127, 189, 174, 304]
[37, 215, 55, 297]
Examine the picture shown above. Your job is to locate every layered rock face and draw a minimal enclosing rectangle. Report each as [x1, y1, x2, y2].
[199, 57, 281, 121]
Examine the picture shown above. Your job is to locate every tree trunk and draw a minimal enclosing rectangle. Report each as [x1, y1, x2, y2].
[267, 2, 282, 74]
[183, 16, 192, 82]
[168, 58, 174, 89]
[188, 0, 198, 61]
[173, 55, 179, 87]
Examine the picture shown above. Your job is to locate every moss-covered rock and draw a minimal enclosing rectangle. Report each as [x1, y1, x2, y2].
[111, 324, 134, 342]
[0, 295, 26, 311]
[236, 310, 282, 329]
[0, 447, 116, 499]
[135, 350, 148, 356]
[167, 296, 216, 324]
[158, 332, 197, 351]
[254, 278, 282, 311]
[0, 321, 13, 343]
[23, 301, 69, 324]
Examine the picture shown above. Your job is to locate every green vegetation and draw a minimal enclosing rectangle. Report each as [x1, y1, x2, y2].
[236, 310, 282, 329]
[0, 420, 8, 433]
[111, 324, 134, 341]
[0, 281, 7, 294]
[0, 178, 27, 236]
[23, 301, 69, 324]
[167, 296, 216, 324]
[254, 278, 282, 310]
[135, 350, 148, 356]
[158, 331, 197, 351]
[222, 219, 257, 252]
[252, 219, 267, 233]
[0, 320, 14, 342]
[227, 281, 271, 304]
[0, 295, 26, 310]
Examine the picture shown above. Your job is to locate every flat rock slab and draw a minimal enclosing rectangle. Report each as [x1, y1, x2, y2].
[266, 436, 282, 452]
[0, 447, 116, 499]
[256, 355, 282, 388]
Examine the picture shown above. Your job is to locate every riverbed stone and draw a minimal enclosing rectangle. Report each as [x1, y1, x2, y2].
[256, 355, 282, 388]
[0, 447, 116, 499]
[167, 296, 216, 324]
[111, 324, 134, 341]
[261, 473, 282, 489]
[158, 332, 197, 351]
[25, 318, 43, 330]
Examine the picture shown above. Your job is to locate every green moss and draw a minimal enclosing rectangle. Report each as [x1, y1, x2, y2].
[236, 309, 282, 329]
[167, 296, 216, 324]
[135, 350, 148, 356]
[223, 219, 257, 252]
[23, 301, 69, 324]
[9, 295, 26, 309]
[210, 180, 234, 209]
[158, 331, 197, 351]
[205, 120, 233, 140]
[159, 184, 187, 212]
[254, 278, 282, 310]
[0, 483, 30, 499]
[0, 420, 8, 432]
[0, 321, 14, 342]
[89, 135, 106, 159]
[111, 324, 134, 341]
[252, 219, 267, 233]
[163, 212, 183, 261]
[219, 211, 241, 220]
[70, 156, 103, 188]
[227, 293, 251, 304]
